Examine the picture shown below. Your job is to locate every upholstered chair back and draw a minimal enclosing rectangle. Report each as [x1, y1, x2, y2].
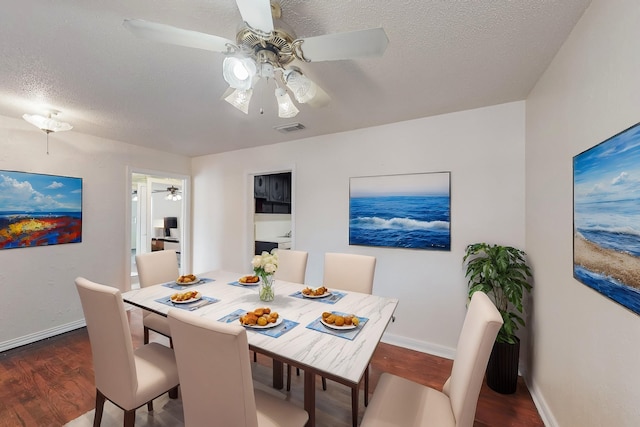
[274, 249, 308, 284]
[323, 252, 376, 294]
[75, 277, 138, 408]
[168, 309, 259, 427]
[136, 250, 179, 288]
[443, 291, 503, 426]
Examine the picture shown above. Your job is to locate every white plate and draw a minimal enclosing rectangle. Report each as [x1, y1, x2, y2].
[320, 318, 357, 330]
[170, 292, 202, 304]
[175, 277, 199, 285]
[302, 291, 332, 299]
[238, 276, 261, 286]
[244, 316, 283, 329]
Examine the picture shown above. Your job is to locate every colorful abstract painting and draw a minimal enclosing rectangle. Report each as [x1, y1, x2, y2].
[0, 170, 82, 249]
[349, 172, 451, 251]
[573, 122, 640, 315]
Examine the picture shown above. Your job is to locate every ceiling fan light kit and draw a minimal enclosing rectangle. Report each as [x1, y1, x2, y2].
[223, 56, 257, 90]
[152, 185, 182, 201]
[275, 86, 299, 118]
[224, 88, 253, 114]
[123, 0, 388, 119]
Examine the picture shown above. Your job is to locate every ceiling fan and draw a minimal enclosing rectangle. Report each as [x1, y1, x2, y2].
[153, 185, 182, 201]
[123, 0, 388, 118]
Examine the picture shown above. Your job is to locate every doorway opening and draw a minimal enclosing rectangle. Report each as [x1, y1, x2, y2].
[129, 170, 190, 289]
[252, 171, 293, 258]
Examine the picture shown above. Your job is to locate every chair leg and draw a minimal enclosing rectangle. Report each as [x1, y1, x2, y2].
[143, 326, 150, 344]
[124, 409, 136, 427]
[364, 365, 370, 407]
[296, 367, 300, 376]
[253, 351, 257, 362]
[286, 364, 292, 391]
[169, 386, 179, 399]
[351, 385, 359, 427]
[147, 400, 153, 412]
[322, 376, 327, 390]
[93, 389, 106, 427]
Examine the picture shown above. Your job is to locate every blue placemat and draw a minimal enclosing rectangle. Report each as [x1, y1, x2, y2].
[155, 295, 219, 311]
[306, 312, 369, 341]
[227, 280, 260, 288]
[288, 290, 347, 305]
[218, 308, 298, 338]
[162, 277, 215, 290]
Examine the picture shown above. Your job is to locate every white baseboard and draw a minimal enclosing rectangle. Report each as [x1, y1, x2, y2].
[381, 332, 456, 360]
[525, 378, 556, 427]
[0, 319, 86, 353]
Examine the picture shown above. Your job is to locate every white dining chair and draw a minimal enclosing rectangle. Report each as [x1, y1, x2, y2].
[75, 277, 180, 427]
[322, 252, 376, 425]
[360, 291, 503, 427]
[167, 308, 309, 427]
[135, 249, 179, 345]
[274, 249, 308, 284]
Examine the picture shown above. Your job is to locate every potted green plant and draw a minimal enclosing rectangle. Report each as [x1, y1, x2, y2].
[463, 243, 532, 394]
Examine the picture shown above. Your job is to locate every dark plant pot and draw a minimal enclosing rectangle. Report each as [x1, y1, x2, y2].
[486, 337, 520, 394]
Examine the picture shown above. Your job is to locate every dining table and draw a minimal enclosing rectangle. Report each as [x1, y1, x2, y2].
[122, 269, 398, 427]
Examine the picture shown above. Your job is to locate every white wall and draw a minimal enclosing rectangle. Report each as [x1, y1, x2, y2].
[526, 0, 640, 425]
[0, 114, 190, 350]
[192, 101, 526, 356]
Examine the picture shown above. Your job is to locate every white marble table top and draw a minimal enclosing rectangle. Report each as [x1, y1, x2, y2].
[122, 270, 398, 385]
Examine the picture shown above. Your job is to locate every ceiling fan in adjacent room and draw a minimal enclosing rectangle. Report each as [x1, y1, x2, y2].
[153, 185, 182, 201]
[123, 0, 388, 118]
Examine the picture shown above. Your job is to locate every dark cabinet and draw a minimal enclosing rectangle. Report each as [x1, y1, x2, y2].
[254, 172, 291, 214]
[269, 174, 285, 202]
[254, 175, 269, 199]
[283, 174, 291, 203]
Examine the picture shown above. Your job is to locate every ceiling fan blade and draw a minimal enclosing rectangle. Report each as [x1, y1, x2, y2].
[123, 19, 235, 53]
[296, 27, 389, 62]
[235, 0, 274, 33]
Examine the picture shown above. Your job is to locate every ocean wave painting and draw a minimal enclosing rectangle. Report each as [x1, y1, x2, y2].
[0, 171, 82, 249]
[349, 172, 450, 250]
[573, 122, 640, 315]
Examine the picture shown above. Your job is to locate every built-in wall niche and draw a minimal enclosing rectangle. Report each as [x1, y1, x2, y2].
[254, 172, 291, 214]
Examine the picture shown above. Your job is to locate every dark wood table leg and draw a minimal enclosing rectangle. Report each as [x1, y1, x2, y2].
[272, 359, 284, 390]
[351, 386, 359, 427]
[304, 371, 316, 427]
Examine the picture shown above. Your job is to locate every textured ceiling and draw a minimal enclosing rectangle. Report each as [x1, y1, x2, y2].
[0, 0, 591, 157]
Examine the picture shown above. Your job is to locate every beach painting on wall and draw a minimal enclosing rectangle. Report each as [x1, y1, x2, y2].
[573, 122, 640, 315]
[349, 172, 451, 251]
[0, 170, 82, 250]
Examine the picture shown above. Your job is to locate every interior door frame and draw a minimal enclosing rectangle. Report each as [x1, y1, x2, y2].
[245, 165, 296, 269]
[126, 167, 191, 290]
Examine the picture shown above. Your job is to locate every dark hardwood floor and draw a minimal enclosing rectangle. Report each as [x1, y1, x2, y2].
[0, 309, 544, 427]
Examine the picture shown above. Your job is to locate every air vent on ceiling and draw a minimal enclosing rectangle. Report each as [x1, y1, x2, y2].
[274, 123, 306, 133]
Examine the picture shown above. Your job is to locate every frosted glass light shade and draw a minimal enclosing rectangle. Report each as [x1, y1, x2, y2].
[22, 114, 73, 133]
[224, 88, 253, 114]
[275, 87, 299, 118]
[222, 57, 257, 90]
[284, 69, 316, 103]
[283, 69, 330, 107]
